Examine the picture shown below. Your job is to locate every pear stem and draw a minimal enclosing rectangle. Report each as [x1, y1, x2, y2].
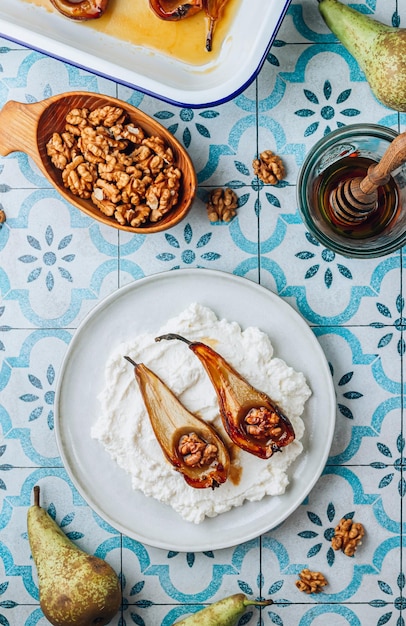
[33, 485, 40, 507]
[206, 18, 215, 51]
[245, 599, 273, 607]
[155, 333, 192, 345]
[124, 355, 138, 367]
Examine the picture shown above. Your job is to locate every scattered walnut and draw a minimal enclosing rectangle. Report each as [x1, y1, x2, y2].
[295, 569, 328, 594]
[46, 105, 182, 229]
[332, 518, 365, 556]
[178, 432, 218, 468]
[253, 150, 285, 185]
[0, 209, 6, 224]
[207, 188, 238, 223]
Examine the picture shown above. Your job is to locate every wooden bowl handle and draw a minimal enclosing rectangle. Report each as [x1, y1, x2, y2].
[0, 99, 46, 167]
[361, 130, 406, 194]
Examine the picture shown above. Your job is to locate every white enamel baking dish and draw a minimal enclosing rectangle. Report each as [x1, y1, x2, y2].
[0, 0, 291, 107]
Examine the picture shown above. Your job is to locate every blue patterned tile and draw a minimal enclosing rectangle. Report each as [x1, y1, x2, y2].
[0, 0, 404, 623]
[266, 466, 400, 602]
[1, 330, 72, 466]
[119, 207, 260, 283]
[0, 191, 121, 328]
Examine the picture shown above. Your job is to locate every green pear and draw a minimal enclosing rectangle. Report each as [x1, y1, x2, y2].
[27, 485, 122, 626]
[318, 0, 406, 111]
[173, 593, 273, 625]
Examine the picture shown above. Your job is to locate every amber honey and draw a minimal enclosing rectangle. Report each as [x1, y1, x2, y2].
[23, 0, 241, 65]
[313, 155, 401, 240]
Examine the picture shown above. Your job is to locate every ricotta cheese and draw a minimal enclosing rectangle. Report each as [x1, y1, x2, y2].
[91, 303, 311, 524]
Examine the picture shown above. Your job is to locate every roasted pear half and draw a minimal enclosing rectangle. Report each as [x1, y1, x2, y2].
[124, 356, 230, 489]
[155, 335, 295, 459]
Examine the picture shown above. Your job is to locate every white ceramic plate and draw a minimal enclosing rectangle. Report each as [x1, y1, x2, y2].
[55, 269, 336, 552]
[0, 0, 291, 107]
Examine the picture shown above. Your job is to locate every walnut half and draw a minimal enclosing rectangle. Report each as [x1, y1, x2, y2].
[178, 432, 219, 468]
[253, 150, 285, 184]
[332, 517, 365, 556]
[207, 188, 238, 223]
[295, 569, 328, 594]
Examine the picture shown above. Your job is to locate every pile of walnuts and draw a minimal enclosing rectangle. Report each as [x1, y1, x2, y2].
[46, 105, 182, 228]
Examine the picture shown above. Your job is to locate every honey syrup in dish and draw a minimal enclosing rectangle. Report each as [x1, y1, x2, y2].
[24, 0, 241, 65]
[314, 156, 401, 239]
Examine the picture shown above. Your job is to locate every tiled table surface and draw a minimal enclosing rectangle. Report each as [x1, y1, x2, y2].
[1, 0, 405, 624]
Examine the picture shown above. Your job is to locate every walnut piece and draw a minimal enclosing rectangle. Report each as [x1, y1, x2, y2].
[253, 150, 285, 184]
[332, 518, 365, 556]
[244, 407, 282, 439]
[295, 569, 328, 594]
[178, 432, 219, 468]
[46, 105, 182, 229]
[87, 105, 126, 127]
[207, 188, 238, 223]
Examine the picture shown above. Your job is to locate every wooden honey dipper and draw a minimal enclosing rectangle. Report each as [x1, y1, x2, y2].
[329, 130, 406, 225]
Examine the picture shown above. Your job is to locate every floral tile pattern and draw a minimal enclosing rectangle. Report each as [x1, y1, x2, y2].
[0, 0, 405, 624]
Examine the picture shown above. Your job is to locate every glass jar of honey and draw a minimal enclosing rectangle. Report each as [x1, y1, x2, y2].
[297, 124, 406, 258]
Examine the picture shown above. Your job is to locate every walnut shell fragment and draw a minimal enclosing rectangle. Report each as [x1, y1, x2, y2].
[295, 569, 328, 594]
[332, 517, 365, 556]
[207, 187, 238, 223]
[253, 150, 285, 184]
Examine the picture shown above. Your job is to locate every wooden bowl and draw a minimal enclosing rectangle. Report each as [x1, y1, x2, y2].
[0, 91, 197, 233]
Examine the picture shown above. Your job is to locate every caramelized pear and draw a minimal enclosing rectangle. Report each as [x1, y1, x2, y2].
[50, 0, 109, 20]
[148, 0, 203, 22]
[155, 335, 295, 459]
[124, 356, 229, 489]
